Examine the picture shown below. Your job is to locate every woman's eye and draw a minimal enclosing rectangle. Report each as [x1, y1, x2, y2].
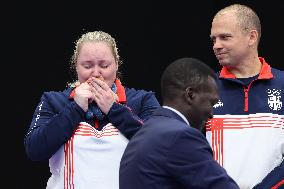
[101, 64, 109, 68]
[84, 65, 91, 69]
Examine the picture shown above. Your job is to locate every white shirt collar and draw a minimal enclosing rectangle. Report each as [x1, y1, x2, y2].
[162, 106, 189, 125]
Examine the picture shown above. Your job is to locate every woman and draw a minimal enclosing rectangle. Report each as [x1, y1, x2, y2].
[24, 31, 160, 189]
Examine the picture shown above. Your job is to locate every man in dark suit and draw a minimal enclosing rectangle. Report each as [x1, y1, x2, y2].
[119, 57, 240, 189]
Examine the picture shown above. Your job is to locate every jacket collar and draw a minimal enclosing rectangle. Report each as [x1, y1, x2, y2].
[153, 107, 189, 126]
[219, 57, 273, 79]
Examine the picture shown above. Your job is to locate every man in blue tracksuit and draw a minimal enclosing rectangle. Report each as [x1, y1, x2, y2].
[207, 4, 284, 189]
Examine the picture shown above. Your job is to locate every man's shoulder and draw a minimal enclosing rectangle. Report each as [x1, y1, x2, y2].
[146, 112, 192, 133]
[271, 67, 284, 79]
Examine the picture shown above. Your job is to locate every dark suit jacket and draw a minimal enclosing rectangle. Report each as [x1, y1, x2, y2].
[119, 107, 240, 189]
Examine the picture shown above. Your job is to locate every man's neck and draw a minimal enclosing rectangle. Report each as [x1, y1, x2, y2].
[228, 56, 262, 78]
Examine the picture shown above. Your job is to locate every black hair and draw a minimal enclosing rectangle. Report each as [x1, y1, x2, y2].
[161, 57, 217, 102]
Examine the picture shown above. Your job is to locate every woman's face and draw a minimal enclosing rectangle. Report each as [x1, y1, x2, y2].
[76, 41, 118, 87]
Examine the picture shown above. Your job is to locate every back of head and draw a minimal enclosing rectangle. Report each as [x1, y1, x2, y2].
[215, 4, 261, 43]
[161, 57, 217, 104]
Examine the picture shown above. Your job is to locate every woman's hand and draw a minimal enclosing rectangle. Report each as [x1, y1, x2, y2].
[90, 77, 116, 114]
[74, 81, 94, 112]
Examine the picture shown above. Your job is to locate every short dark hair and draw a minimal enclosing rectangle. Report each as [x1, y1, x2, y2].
[161, 57, 217, 101]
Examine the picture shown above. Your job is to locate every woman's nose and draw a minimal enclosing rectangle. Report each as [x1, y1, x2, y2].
[91, 67, 101, 77]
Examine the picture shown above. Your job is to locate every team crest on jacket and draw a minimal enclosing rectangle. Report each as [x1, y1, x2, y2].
[267, 89, 282, 111]
[213, 100, 223, 108]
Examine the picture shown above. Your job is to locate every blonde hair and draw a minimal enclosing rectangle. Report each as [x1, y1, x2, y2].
[215, 4, 261, 43]
[69, 31, 123, 81]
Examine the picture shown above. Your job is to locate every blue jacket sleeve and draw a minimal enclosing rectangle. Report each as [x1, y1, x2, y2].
[107, 90, 160, 139]
[167, 128, 240, 189]
[24, 92, 85, 161]
[252, 160, 284, 189]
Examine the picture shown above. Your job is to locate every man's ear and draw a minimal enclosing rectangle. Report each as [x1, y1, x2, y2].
[248, 29, 258, 46]
[185, 87, 195, 104]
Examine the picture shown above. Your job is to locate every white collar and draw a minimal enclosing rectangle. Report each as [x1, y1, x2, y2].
[162, 106, 189, 125]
